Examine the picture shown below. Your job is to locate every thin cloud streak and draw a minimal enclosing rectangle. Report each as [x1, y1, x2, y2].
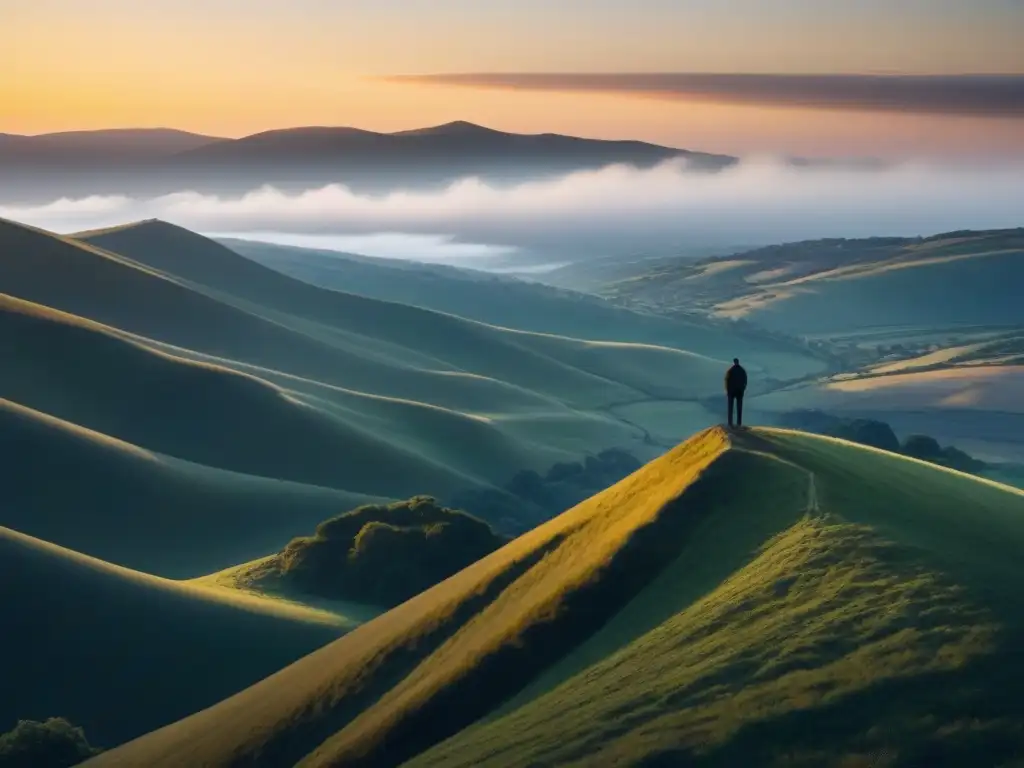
[213, 232, 519, 264]
[383, 73, 1024, 117]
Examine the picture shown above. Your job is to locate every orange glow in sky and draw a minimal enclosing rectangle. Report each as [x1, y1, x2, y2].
[3, 1, 1022, 159]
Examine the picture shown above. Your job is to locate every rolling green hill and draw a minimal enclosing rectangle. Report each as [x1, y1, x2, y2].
[3, 216, 803, 574]
[215, 235, 821, 376]
[59, 219, 742, 408]
[84, 427, 1024, 767]
[0, 526, 351, 751]
[0, 396, 385, 577]
[0, 293, 478, 497]
[602, 228, 1024, 337]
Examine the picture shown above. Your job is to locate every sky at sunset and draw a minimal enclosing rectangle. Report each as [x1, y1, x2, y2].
[4, 0, 1024, 159]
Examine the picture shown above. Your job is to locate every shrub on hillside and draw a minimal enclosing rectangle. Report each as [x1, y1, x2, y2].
[274, 496, 507, 607]
[451, 448, 641, 534]
[778, 410, 900, 452]
[487, 448, 642, 518]
[779, 410, 988, 474]
[901, 434, 943, 460]
[0, 718, 101, 768]
[827, 418, 901, 454]
[903, 435, 987, 473]
[939, 446, 988, 473]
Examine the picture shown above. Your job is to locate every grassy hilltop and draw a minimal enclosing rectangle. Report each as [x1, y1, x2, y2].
[84, 427, 1024, 767]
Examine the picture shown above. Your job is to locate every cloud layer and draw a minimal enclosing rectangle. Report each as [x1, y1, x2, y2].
[386, 73, 1024, 117]
[3, 158, 1023, 263]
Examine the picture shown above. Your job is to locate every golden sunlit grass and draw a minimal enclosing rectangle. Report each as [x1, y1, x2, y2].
[869, 343, 986, 374]
[754, 365, 1024, 417]
[769, 247, 1023, 289]
[609, 231, 1024, 341]
[414, 518, 997, 768]
[2, 526, 347, 626]
[410, 430, 1024, 767]
[86, 427, 1024, 767]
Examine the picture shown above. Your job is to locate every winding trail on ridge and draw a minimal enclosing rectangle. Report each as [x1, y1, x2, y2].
[805, 471, 820, 516]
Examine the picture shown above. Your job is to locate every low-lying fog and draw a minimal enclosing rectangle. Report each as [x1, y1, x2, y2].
[3, 157, 1022, 268]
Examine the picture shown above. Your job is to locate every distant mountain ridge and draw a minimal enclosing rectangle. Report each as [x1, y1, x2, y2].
[0, 121, 735, 203]
[0, 120, 888, 203]
[219, 235, 820, 365]
[0, 128, 222, 165]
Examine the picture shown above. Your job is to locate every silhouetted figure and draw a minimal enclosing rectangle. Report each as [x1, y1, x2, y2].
[725, 358, 747, 427]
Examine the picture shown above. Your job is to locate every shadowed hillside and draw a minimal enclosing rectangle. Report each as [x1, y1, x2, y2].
[0, 527, 349, 751]
[0, 397, 385, 577]
[74, 219, 776, 402]
[217, 236, 823, 376]
[1, 216, 795, 574]
[84, 427, 1024, 767]
[0, 293, 476, 497]
[0, 717, 102, 768]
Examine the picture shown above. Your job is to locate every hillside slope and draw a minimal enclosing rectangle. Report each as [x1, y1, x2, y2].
[85, 428, 1024, 767]
[0, 397, 383, 577]
[0, 526, 348, 750]
[0, 293, 478, 497]
[74, 219, 775, 400]
[68, 218, 826, 459]
[218, 235, 823, 377]
[0, 215, 786, 575]
[604, 228, 1024, 336]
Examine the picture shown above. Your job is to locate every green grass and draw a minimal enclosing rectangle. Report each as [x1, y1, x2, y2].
[0, 717, 102, 767]
[415, 518, 999, 768]
[0, 526, 351, 752]
[0, 397, 385, 577]
[1, 216, 784, 574]
[83, 428, 1024, 767]
[601, 229, 1024, 338]
[261, 496, 509, 608]
[0, 215, 832, 577]
[410, 430, 1024, 767]
[213, 236, 825, 382]
[749, 368, 1024, 468]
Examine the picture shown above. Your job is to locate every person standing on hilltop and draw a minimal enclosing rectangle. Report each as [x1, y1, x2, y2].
[725, 358, 748, 428]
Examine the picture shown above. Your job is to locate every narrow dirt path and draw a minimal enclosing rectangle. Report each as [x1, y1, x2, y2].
[805, 471, 821, 517]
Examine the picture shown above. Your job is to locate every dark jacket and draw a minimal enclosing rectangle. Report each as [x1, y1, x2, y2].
[725, 363, 748, 395]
